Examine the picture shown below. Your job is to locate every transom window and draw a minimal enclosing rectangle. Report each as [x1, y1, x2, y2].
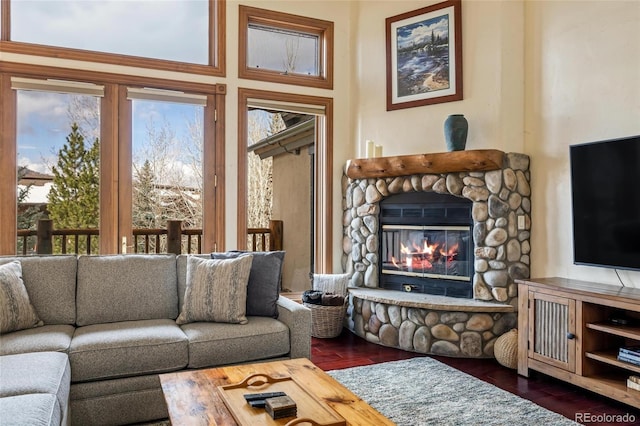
[239, 5, 333, 89]
[247, 24, 319, 76]
[0, 0, 225, 76]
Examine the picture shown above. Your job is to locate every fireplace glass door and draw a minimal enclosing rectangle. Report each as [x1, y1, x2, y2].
[381, 224, 472, 283]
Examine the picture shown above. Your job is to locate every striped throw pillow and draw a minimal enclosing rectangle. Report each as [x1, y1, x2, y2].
[176, 255, 253, 325]
[0, 261, 43, 334]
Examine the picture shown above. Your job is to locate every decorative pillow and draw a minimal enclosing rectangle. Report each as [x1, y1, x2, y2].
[313, 273, 350, 297]
[211, 251, 285, 318]
[177, 255, 253, 325]
[0, 261, 43, 334]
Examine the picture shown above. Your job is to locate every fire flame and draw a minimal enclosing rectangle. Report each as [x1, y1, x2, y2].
[393, 240, 458, 271]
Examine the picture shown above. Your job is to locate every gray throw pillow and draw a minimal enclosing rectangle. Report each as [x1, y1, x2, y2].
[0, 261, 43, 333]
[177, 255, 253, 325]
[211, 251, 285, 318]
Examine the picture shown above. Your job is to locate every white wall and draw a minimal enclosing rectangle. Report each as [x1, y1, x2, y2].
[524, 1, 640, 287]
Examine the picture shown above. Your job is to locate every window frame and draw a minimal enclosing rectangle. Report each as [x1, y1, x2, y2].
[0, 63, 226, 255]
[238, 6, 333, 90]
[0, 0, 226, 77]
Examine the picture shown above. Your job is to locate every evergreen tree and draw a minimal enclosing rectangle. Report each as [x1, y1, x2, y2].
[48, 123, 100, 229]
[132, 160, 158, 228]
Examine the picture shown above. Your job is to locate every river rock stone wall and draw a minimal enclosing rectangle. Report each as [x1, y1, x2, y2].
[342, 152, 531, 306]
[347, 296, 518, 357]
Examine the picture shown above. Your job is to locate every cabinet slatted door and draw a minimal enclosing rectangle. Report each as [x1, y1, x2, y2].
[528, 292, 576, 372]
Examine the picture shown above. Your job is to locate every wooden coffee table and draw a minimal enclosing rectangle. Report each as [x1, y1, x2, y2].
[159, 358, 393, 425]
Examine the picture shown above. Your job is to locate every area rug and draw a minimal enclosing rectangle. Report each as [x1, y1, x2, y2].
[328, 357, 579, 426]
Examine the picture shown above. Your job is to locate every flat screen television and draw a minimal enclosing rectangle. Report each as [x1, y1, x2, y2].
[570, 135, 640, 271]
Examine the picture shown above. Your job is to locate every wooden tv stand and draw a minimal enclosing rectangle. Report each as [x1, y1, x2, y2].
[517, 277, 640, 409]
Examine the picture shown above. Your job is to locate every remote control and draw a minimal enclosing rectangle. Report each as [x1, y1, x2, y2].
[243, 392, 287, 402]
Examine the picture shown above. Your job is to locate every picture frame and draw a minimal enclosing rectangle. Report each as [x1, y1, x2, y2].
[386, 0, 463, 111]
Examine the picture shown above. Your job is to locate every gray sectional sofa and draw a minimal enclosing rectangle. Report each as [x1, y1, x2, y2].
[0, 254, 311, 425]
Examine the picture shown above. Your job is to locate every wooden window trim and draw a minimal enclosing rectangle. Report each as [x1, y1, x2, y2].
[0, 73, 17, 254]
[237, 88, 333, 272]
[0, 61, 222, 94]
[238, 6, 334, 90]
[0, 0, 225, 78]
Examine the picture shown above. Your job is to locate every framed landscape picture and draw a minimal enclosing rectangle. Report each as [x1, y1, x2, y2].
[386, 0, 463, 111]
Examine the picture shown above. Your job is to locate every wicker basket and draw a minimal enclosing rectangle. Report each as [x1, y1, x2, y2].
[494, 328, 518, 369]
[304, 302, 347, 338]
[306, 274, 349, 339]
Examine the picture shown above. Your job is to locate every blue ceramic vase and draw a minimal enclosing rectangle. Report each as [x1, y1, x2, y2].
[444, 114, 468, 151]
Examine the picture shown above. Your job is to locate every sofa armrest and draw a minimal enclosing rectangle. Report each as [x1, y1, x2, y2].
[276, 296, 311, 359]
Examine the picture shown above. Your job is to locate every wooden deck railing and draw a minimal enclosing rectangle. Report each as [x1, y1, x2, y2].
[17, 219, 283, 255]
[247, 220, 283, 252]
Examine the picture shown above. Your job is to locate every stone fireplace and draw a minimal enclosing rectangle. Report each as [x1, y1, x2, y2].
[341, 150, 530, 357]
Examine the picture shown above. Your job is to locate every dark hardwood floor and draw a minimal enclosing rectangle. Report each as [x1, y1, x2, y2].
[311, 331, 640, 426]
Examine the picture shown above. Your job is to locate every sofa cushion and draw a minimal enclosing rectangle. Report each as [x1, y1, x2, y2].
[180, 316, 290, 368]
[70, 375, 168, 426]
[0, 256, 77, 325]
[176, 254, 210, 310]
[212, 251, 285, 318]
[76, 254, 178, 326]
[0, 260, 43, 333]
[0, 351, 70, 418]
[177, 255, 253, 325]
[0, 324, 75, 356]
[69, 319, 188, 382]
[0, 394, 61, 426]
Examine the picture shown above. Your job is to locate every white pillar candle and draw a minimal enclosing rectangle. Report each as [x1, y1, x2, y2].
[374, 145, 383, 157]
[366, 140, 375, 158]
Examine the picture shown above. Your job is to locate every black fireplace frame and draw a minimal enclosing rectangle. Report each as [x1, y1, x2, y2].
[379, 192, 474, 298]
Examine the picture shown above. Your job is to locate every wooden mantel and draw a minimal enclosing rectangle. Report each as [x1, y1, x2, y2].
[345, 149, 505, 179]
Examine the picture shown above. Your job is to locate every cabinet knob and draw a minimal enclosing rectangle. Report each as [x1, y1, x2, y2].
[567, 332, 576, 340]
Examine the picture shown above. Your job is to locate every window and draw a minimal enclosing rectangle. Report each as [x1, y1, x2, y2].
[14, 79, 102, 254]
[248, 26, 319, 76]
[239, 6, 333, 89]
[0, 0, 225, 76]
[0, 66, 225, 256]
[129, 90, 205, 253]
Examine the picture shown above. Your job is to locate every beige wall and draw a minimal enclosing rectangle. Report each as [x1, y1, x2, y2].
[352, 0, 525, 157]
[524, 1, 640, 286]
[272, 149, 313, 292]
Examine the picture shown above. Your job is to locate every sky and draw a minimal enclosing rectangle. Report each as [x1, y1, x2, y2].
[17, 90, 204, 203]
[10, 0, 208, 64]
